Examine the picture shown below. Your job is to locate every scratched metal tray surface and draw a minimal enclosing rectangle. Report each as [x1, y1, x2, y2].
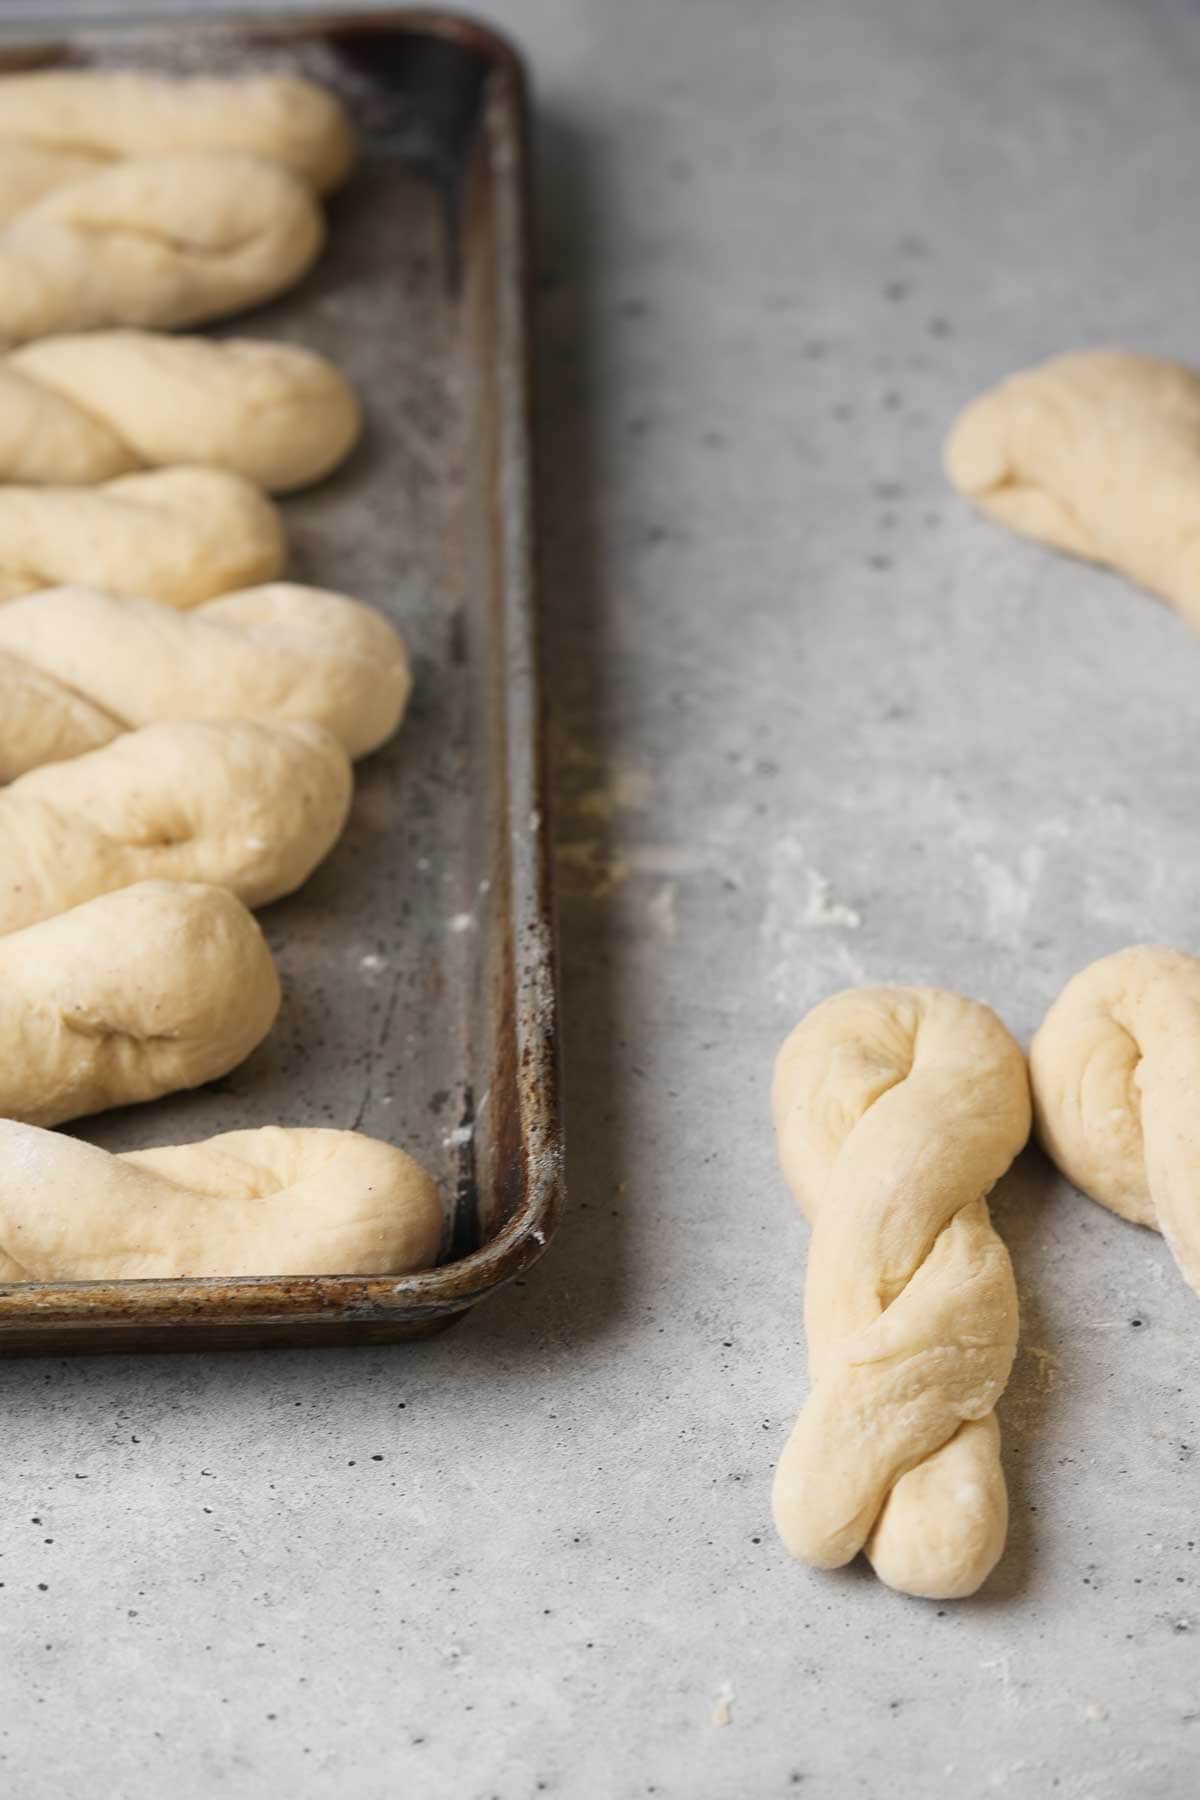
[0, 8, 561, 1354]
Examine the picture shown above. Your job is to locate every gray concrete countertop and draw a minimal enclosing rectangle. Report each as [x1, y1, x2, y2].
[3, 1, 1200, 1794]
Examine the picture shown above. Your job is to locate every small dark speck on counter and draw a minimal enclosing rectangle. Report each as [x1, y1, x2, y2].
[928, 316, 953, 338]
[1131, 1318, 1144, 1328]
[371, 1455, 384, 1462]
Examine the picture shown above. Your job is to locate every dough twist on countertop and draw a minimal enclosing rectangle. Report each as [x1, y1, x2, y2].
[0, 332, 361, 491]
[1031, 946, 1200, 1298]
[0, 151, 323, 343]
[771, 986, 1031, 1599]
[945, 349, 1200, 627]
[0, 584, 410, 779]
[0, 718, 352, 933]
[0, 880, 280, 1128]
[0, 70, 355, 210]
[0, 467, 284, 606]
[0, 1121, 441, 1282]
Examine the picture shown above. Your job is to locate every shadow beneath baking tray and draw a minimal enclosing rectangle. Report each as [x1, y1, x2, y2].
[464, 110, 635, 1350]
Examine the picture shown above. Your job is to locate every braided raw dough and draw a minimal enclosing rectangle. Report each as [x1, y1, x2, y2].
[0, 880, 280, 1127]
[0, 151, 323, 344]
[0, 332, 361, 490]
[945, 349, 1200, 627]
[0, 70, 355, 209]
[0, 467, 284, 605]
[0, 718, 351, 933]
[0, 1122, 441, 1282]
[1031, 946, 1200, 1297]
[0, 584, 410, 779]
[771, 986, 1030, 1599]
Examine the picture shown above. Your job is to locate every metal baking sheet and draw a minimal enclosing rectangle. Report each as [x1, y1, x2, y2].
[0, 9, 561, 1353]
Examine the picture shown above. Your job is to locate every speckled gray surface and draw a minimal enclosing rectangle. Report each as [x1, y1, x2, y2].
[3, 0, 1200, 1795]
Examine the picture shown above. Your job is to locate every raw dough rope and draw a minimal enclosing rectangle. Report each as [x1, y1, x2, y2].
[0, 584, 411, 780]
[0, 467, 284, 606]
[0, 332, 361, 491]
[771, 985, 1031, 1599]
[0, 717, 352, 933]
[0, 69, 355, 208]
[0, 881, 280, 1128]
[0, 1121, 442, 1281]
[1031, 946, 1200, 1299]
[0, 151, 324, 343]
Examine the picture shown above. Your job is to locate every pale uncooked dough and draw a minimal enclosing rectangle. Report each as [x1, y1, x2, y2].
[0, 71, 355, 208]
[0, 143, 100, 219]
[0, 648, 117, 782]
[0, 151, 323, 343]
[1, 332, 361, 490]
[0, 467, 284, 605]
[945, 348, 1200, 625]
[0, 583, 411, 779]
[771, 985, 1030, 1600]
[0, 880, 280, 1128]
[1030, 946, 1200, 1298]
[0, 717, 352, 932]
[0, 1121, 441, 1281]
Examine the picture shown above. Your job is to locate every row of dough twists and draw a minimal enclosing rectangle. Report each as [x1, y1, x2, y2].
[772, 946, 1200, 1600]
[0, 79, 445, 1297]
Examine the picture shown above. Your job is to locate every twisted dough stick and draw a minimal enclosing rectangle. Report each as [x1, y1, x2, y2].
[0, 70, 355, 210]
[0, 881, 280, 1127]
[0, 718, 352, 933]
[1031, 946, 1200, 1298]
[0, 152, 323, 343]
[0, 584, 410, 779]
[771, 986, 1031, 1599]
[945, 350, 1200, 627]
[0, 467, 284, 605]
[0, 332, 361, 490]
[0, 1122, 441, 1282]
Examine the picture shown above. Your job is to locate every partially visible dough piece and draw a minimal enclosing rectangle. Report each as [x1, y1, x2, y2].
[0, 718, 352, 932]
[0, 152, 324, 343]
[0, 71, 355, 202]
[0, 1122, 441, 1281]
[0, 467, 284, 605]
[0, 880, 280, 1128]
[1030, 946, 1200, 1298]
[945, 349, 1200, 624]
[3, 332, 361, 490]
[771, 985, 1030, 1599]
[0, 584, 410, 772]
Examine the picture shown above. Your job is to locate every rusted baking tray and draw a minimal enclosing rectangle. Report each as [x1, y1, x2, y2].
[0, 8, 561, 1353]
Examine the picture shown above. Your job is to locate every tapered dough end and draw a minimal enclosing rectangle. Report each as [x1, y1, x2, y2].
[125, 1126, 446, 1277]
[771, 1414, 865, 1571]
[943, 388, 1012, 497]
[0, 879, 281, 1127]
[866, 1416, 1009, 1600]
[204, 584, 413, 756]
